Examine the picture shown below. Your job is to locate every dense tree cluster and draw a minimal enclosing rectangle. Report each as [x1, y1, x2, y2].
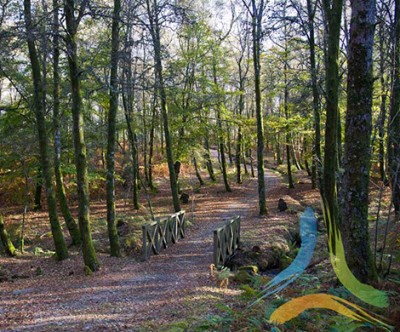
[0, 0, 398, 280]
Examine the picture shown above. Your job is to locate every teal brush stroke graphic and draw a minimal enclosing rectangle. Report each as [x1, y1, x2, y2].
[255, 207, 317, 303]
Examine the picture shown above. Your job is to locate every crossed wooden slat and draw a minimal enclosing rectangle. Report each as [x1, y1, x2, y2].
[213, 216, 241, 266]
[142, 211, 186, 261]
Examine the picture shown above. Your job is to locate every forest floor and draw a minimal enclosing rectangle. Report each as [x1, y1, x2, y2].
[0, 157, 399, 331]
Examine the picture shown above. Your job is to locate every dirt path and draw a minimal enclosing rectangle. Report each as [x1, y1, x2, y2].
[0, 170, 285, 331]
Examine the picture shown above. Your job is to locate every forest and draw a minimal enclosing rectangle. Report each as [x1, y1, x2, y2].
[0, 0, 400, 330]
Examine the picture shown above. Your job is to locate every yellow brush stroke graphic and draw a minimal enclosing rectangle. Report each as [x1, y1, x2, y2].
[322, 199, 389, 308]
[269, 294, 391, 329]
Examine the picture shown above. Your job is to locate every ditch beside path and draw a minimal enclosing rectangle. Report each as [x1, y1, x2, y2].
[0, 169, 305, 331]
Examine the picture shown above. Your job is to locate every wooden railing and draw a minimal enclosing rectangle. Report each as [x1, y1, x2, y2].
[141, 211, 185, 261]
[213, 216, 241, 266]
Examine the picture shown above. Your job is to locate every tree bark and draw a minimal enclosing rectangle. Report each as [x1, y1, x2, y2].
[65, 0, 99, 271]
[341, 0, 377, 282]
[321, 0, 343, 226]
[23, 0, 68, 260]
[52, 0, 80, 246]
[306, 0, 322, 190]
[251, 0, 267, 215]
[106, 0, 122, 257]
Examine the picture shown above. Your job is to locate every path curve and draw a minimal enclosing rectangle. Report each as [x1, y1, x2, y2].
[0, 170, 281, 331]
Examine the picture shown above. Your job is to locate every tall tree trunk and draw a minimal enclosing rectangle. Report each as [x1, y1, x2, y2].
[236, 126, 243, 184]
[122, 53, 140, 210]
[388, 0, 400, 218]
[65, 0, 99, 271]
[321, 0, 343, 226]
[212, 61, 231, 192]
[52, 0, 80, 246]
[341, 0, 377, 282]
[106, 0, 122, 257]
[23, 0, 68, 260]
[283, 34, 294, 189]
[148, 99, 156, 189]
[306, 0, 321, 190]
[146, 0, 180, 212]
[251, 0, 267, 215]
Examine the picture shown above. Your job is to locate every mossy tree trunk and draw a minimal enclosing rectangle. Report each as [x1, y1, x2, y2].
[341, 0, 377, 282]
[321, 0, 343, 226]
[52, 0, 80, 246]
[23, 0, 68, 260]
[0, 214, 16, 256]
[105, 0, 122, 257]
[65, 0, 99, 271]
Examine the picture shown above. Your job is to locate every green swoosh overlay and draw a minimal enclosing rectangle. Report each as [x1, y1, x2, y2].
[322, 198, 389, 308]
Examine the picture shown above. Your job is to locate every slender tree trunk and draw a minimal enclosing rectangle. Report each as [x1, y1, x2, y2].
[284, 63, 294, 189]
[307, 0, 321, 190]
[217, 109, 232, 192]
[204, 136, 216, 181]
[23, 0, 68, 260]
[52, 0, 80, 246]
[193, 157, 204, 186]
[148, 100, 156, 189]
[388, 0, 400, 218]
[33, 166, 42, 211]
[227, 125, 234, 166]
[106, 0, 122, 257]
[243, 149, 249, 175]
[341, 0, 377, 282]
[122, 64, 140, 210]
[146, 0, 180, 212]
[251, 0, 267, 215]
[65, 0, 99, 271]
[236, 127, 242, 184]
[212, 62, 231, 192]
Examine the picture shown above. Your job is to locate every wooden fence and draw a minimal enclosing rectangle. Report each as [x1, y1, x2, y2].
[141, 211, 185, 261]
[213, 216, 241, 266]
